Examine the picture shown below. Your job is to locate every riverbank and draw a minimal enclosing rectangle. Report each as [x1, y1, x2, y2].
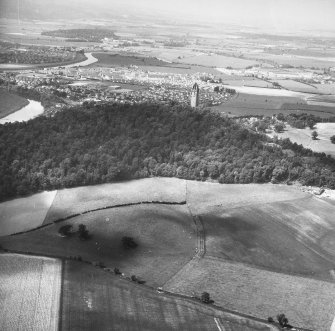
[0, 89, 29, 119]
[0, 99, 44, 124]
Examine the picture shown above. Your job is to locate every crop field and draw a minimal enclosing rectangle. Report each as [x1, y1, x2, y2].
[272, 79, 318, 93]
[1, 204, 196, 287]
[0, 191, 56, 236]
[313, 83, 335, 95]
[177, 54, 257, 68]
[163, 256, 335, 331]
[248, 52, 335, 69]
[0, 90, 29, 118]
[198, 197, 335, 279]
[61, 260, 277, 331]
[0, 253, 62, 331]
[212, 92, 307, 117]
[44, 178, 186, 224]
[187, 181, 335, 277]
[267, 123, 335, 158]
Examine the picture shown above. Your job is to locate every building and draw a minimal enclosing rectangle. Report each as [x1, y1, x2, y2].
[190, 83, 199, 108]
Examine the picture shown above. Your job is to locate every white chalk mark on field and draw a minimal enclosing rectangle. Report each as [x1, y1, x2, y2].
[214, 317, 226, 331]
[330, 316, 335, 331]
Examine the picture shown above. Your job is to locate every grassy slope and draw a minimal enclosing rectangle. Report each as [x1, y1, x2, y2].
[187, 181, 335, 279]
[0, 253, 61, 331]
[62, 260, 277, 331]
[200, 198, 334, 279]
[0, 204, 196, 287]
[267, 123, 335, 158]
[0, 191, 57, 236]
[44, 178, 186, 224]
[0, 90, 29, 118]
[163, 257, 335, 331]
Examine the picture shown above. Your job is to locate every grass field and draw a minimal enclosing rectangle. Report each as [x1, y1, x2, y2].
[187, 181, 335, 278]
[0, 90, 29, 119]
[271, 80, 318, 94]
[268, 123, 335, 158]
[0, 253, 61, 331]
[212, 92, 335, 117]
[44, 178, 186, 224]
[0, 191, 56, 236]
[198, 197, 335, 279]
[1, 204, 196, 287]
[163, 256, 335, 331]
[61, 260, 277, 331]
[212, 93, 305, 116]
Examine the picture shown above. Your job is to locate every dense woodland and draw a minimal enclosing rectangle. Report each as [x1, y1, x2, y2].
[0, 103, 335, 201]
[41, 29, 118, 42]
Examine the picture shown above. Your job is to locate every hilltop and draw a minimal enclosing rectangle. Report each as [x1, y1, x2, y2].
[0, 103, 334, 201]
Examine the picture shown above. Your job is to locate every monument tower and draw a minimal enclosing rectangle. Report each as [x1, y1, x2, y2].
[190, 83, 199, 108]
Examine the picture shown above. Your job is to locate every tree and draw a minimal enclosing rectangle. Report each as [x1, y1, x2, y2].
[274, 123, 284, 133]
[58, 224, 73, 237]
[122, 236, 138, 249]
[307, 118, 316, 129]
[276, 314, 288, 327]
[330, 135, 335, 144]
[312, 131, 318, 140]
[78, 224, 90, 240]
[201, 292, 211, 304]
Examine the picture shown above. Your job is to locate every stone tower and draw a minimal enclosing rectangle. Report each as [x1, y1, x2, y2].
[190, 83, 199, 108]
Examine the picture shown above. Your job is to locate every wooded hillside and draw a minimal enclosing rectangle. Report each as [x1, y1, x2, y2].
[0, 103, 334, 201]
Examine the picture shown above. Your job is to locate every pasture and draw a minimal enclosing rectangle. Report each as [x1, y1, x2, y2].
[1, 204, 196, 287]
[163, 256, 335, 331]
[212, 92, 305, 116]
[0, 191, 56, 236]
[44, 177, 186, 224]
[0, 253, 61, 331]
[0, 90, 29, 119]
[186, 181, 335, 279]
[268, 123, 335, 158]
[198, 196, 335, 279]
[61, 260, 277, 331]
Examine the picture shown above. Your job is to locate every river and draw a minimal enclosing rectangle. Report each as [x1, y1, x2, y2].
[0, 100, 44, 124]
[61, 52, 98, 68]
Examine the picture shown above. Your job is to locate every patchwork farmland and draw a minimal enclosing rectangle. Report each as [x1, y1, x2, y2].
[1, 179, 335, 330]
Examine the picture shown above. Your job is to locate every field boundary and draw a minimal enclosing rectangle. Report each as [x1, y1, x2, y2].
[7, 200, 187, 237]
[0, 250, 287, 331]
[58, 258, 65, 331]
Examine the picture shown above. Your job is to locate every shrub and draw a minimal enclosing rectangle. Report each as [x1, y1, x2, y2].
[58, 224, 73, 237]
[122, 236, 138, 249]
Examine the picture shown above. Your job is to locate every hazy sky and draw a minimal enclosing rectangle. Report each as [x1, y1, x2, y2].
[114, 0, 335, 32]
[2, 0, 334, 33]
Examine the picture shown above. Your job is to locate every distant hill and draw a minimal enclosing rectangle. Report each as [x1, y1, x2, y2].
[0, 0, 117, 20]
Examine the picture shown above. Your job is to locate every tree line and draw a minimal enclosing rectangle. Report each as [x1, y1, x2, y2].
[0, 103, 334, 201]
